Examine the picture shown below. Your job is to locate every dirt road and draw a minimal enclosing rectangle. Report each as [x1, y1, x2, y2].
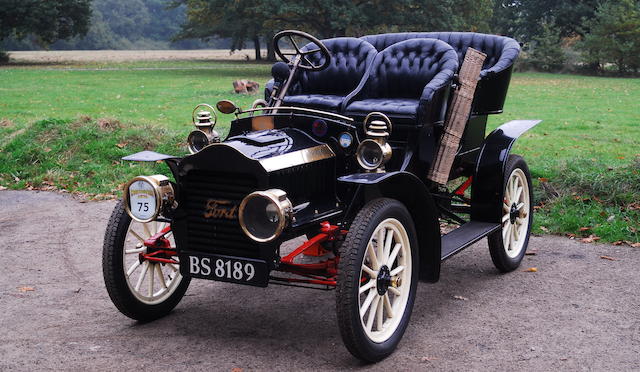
[1, 190, 638, 370]
[7, 49, 258, 64]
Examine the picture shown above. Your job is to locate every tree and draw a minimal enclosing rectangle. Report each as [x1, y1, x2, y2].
[492, 0, 599, 42]
[529, 22, 565, 71]
[0, 0, 92, 45]
[173, 0, 267, 59]
[174, 0, 496, 60]
[581, 0, 640, 73]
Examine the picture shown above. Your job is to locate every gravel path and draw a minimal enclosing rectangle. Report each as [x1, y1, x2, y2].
[1, 190, 638, 371]
[6, 50, 257, 64]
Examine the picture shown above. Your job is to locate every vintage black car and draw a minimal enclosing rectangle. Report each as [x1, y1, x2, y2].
[103, 30, 540, 362]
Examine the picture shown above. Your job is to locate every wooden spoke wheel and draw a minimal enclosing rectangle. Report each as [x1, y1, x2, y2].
[488, 154, 534, 272]
[336, 198, 419, 362]
[103, 201, 190, 321]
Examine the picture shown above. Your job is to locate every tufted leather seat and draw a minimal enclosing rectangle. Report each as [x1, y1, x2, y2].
[275, 37, 377, 111]
[360, 32, 520, 78]
[343, 38, 458, 123]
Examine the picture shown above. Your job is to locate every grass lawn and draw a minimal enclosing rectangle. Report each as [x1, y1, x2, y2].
[0, 61, 638, 243]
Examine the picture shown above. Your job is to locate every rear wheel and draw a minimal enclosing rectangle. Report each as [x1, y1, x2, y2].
[336, 198, 419, 362]
[488, 154, 533, 272]
[103, 200, 190, 321]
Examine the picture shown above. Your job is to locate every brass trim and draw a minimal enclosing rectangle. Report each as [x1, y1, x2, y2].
[363, 111, 392, 136]
[356, 139, 392, 172]
[251, 116, 275, 131]
[187, 129, 219, 154]
[216, 99, 238, 114]
[192, 103, 217, 127]
[123, 175, 175, 223]
[238, 106, 354, 122]
[239, 189, 293, 243]
[259, 144, 335, 172]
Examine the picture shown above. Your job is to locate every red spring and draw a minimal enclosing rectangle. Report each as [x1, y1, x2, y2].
[454, 176, 473, 196]
[141, 225, 178, 264]
[276, 221, 347, 287]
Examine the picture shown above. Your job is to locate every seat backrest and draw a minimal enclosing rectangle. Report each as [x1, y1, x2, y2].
[292, 37, 377, 96]
[361, 32, 520, 77]
[360, 38, 458, 99]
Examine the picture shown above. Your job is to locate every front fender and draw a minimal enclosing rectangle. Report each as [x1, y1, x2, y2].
[471, 119, 541, 223]
[339, 171, 442, 282]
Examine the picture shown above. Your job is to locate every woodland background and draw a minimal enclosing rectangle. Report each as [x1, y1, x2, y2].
[1, 0, 640, 74]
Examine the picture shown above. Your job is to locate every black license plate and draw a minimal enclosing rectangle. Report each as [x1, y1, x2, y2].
[180, 252, 269, 287]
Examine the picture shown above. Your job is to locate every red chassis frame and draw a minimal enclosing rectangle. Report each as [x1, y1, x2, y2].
[140, 221, 347, 288]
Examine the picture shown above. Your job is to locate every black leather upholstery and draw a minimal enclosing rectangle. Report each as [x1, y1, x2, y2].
[279, 37, 377, 111]
[360, 32, 520, 78]
[344, 38, 458, 122]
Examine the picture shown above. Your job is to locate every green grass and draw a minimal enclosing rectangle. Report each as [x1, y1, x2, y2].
[0, 60, 272, 132]
[0, 62, 638, 242]
[488, 73, 640, 243]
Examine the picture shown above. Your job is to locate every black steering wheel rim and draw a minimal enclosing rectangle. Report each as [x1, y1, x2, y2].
[273, 30, 331, 71]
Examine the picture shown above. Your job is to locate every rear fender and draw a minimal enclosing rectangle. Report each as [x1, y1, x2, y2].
[471, 120, 541, 223]
[339, 172, 442, 282]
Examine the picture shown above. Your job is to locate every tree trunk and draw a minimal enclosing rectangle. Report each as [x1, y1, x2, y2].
[265, 35, 276, 62]
[253, 36, 261, 61]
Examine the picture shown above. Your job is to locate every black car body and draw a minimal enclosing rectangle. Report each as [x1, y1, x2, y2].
[104, 30, 540, 362]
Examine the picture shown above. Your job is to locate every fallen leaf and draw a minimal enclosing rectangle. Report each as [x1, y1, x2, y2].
[453, 295, 468, 301]
[231, 368, 243, 372]
[538, 177, 549, 183]
[616, 156, 625, 160]
[524, 267, 538, 272]
[631, 242, 640, 248]
[115, 142, 127, 149]
[581, 235, 601, 243]
[612, 241, 624, 246]
[579, 227, 591, 232]
[540, 226, 549, 233]
[18, 286, 35, 292]
[600, 256, 617, 261]
[0, 185, 7, 191]
[421, 356, 439, 362]
[525, 250, 537, 255]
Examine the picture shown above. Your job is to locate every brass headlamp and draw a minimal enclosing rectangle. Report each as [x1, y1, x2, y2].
[356, 112, 393, 172]
[187, 103, 220, 154]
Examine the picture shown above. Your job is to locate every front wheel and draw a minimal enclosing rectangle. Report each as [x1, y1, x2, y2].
[336, 198, 419, 362]
[102, 200, 190, 321]
[488, 154, 533, 272]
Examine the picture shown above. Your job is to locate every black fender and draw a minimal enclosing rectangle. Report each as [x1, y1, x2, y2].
[122, 150, 180, 162]
[121, 150, 183, 184]
[339, 171, 442, 282]
[471, 119, 541, 223]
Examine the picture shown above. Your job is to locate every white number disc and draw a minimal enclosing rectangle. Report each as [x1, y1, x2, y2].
[128, 180, 156, 220]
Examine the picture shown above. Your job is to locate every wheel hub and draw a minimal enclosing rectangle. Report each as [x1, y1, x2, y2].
[509, 203, 518, 224]
[376, 265, 392, 295]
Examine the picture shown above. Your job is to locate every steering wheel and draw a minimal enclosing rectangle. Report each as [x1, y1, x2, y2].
[273, 30, 331, 71]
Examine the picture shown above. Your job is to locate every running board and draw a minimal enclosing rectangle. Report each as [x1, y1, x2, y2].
[441, 221, 501, 261]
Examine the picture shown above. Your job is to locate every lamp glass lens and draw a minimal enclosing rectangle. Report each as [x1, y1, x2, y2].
[128, 180, 156, 220]
[243, 195, 280, 240]
[360, 141, 383, 169]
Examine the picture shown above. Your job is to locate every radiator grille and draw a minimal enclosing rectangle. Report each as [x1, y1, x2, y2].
[184, 170, 259, 257]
